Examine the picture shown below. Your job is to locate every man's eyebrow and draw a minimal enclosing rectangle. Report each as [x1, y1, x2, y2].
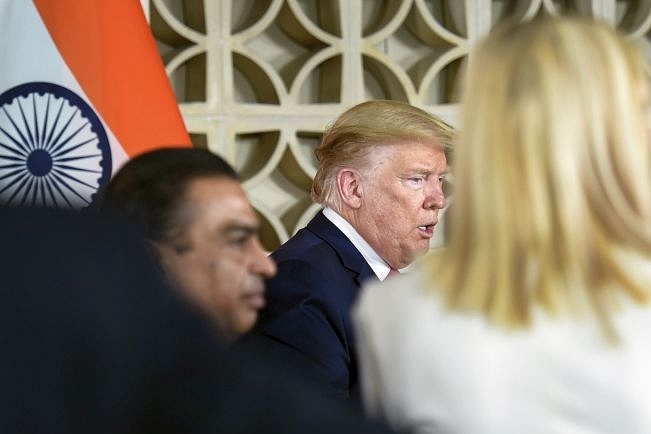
[222, 222, 259, 235]
[406, 168, 448, 175]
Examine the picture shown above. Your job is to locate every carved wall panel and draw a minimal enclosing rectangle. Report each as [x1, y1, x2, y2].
[146, 0, 651, 251]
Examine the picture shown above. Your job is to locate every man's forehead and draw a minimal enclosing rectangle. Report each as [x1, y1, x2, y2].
[180, 177, 255, 220]
[382, 143, 447, 165]
[186, 176, 243, 195]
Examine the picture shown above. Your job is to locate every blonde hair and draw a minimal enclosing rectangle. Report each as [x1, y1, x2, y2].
[311, 99, 454, 211]
[425, 16, 651, 341]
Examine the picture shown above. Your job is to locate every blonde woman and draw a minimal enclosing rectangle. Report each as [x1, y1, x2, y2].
[354, 17, 651, 434]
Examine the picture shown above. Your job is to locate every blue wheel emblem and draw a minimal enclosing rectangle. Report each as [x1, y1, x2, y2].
[0, 82, 111, 210]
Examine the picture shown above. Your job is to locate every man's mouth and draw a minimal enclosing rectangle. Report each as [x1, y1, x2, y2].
[242, 289, 266, 309]
[417, 224, 436, 237]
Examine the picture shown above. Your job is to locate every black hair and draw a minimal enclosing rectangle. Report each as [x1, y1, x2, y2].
[99, 147, 239, 245]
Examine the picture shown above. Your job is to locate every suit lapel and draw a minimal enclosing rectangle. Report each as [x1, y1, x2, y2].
[306, 211, 379, 286]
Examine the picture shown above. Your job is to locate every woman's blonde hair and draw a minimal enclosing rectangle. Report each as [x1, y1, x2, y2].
[311, 99, 454, 211]
[425, 16, 651, 341]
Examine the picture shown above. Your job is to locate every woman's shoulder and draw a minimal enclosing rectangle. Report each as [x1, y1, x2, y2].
[353, 269, 443, 333]
[359, 268, 431, 301]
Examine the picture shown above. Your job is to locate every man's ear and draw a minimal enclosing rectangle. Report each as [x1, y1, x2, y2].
[336, 168, 363, 209]
[149, 240, 171, 270]
[148, 240, 183, 287]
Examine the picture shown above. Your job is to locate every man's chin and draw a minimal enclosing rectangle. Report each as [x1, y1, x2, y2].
[234, 312, 260, 336]
[409, 244, 431, 259]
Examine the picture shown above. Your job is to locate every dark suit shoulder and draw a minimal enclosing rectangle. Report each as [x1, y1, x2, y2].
[271, 225, 336, 262]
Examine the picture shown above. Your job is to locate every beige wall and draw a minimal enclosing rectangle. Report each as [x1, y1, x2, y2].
[147, 0, 651, 251]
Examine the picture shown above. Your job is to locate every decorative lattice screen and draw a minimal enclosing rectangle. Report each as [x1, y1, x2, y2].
[147, 0, 651, 250]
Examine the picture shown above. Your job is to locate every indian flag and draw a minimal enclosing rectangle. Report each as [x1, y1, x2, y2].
[0, 0, 191, 210]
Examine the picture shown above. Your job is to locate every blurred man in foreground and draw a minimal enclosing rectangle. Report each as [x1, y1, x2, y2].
[101, 147, 276, 342]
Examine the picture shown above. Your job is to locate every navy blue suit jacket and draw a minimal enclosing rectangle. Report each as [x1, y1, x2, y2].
[243, 211, 379, 400]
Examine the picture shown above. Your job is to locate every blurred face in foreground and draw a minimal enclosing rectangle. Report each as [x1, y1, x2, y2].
[349, 141, 447, 269]
[156, 176, 277, 341]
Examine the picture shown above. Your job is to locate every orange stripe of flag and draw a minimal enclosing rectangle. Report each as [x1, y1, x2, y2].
[33, 0, 191, 157]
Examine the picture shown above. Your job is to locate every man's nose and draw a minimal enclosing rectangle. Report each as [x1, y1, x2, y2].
[252, 241, 277, 278]
[424, 181, 446, 210]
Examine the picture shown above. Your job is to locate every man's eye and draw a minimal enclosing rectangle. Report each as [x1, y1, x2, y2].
[229, 236, 249, 248]
[408, 177, 424, 183]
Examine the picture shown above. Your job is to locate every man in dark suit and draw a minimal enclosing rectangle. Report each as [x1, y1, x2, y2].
[239, 100, 454, 400]
[0, 206, 396, 434]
